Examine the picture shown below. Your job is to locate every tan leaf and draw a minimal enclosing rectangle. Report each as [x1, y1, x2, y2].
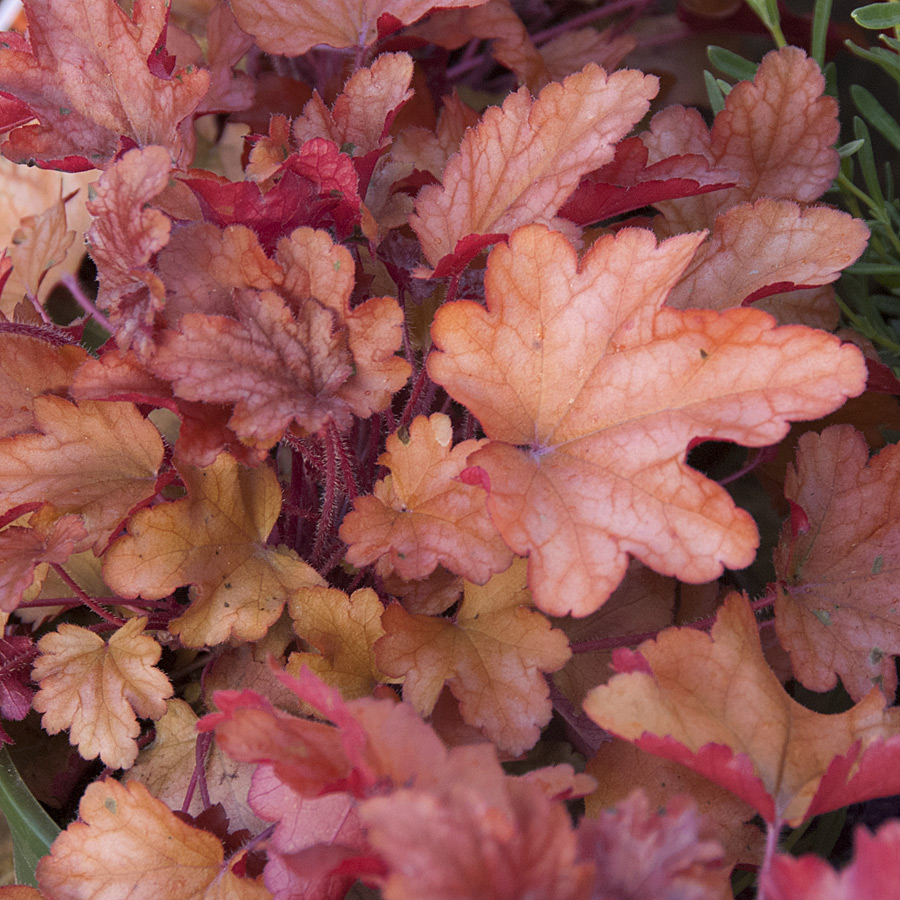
[103, 453, 325, 647]
[36, 779, 270, 900]
[0, 396, 164, 552]
[32, 617, 173, 770]
[376, 557, 571, 755]
[287, 587, 393, 700]
[340, 413, 513, 583]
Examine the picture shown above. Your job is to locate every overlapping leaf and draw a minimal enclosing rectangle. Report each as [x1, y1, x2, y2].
[36, 779, 269, 900]
[103, 452, 324, 647]
[377, 558, 571, 754]
[287, 586, 392, 700]
[32, 617, 172, 770]
[410, 64, 658, 274]
[340, 413, 513, 583]
[774, 426, 900, 701]
[0, 333, 87, 438]
[150, 227, 410, 448]
[228, 0, 489, 55]
[762, 821, 900, 899]
[584, 593, 900, 826]
[642, 47, 840, 233]
[0, 396, 164, 552]
[428, 224, 867, 615]
[0, 0, 209, 168]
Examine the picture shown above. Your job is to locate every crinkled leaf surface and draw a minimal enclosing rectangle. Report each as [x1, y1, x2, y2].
[0, 515, 87, 613]
[340, 413, 513, 583]
[151, 227, 409, 447]
[32, 617, 172, 770]
[228, 0, 489, 55]
[411, 64, 658, 272]
[0, 0, 209, 168]
[774, 425, 900, 701]
[0, 396, 164, 552]
[103, 452, 324, 647]
[643, 47, 839, 232]
[583, 593, 900, 826]
[287, 586, 391, 701]
[428, 224, 867, 616]
[666, 200, 870, 313]
[376, 557, 571, 754]
[576, 790, 729, 900]
[36, 779, 269, 900]
[0, 334, 88, 438]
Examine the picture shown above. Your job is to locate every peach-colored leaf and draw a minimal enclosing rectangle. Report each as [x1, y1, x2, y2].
[774, 425, 900, 701]
[0, 0, 209, 168]
[286, 586, 393, 700]
[6, 193, 74, 300]
[86, 146, 173, 349]
[666, 199, 870, 314]
[410, 64, 658, 270]
[0, 396, 164, 551]
[427, 224, 866, 616]
[36, 778, 269, 900]
[0, 333, 88, 438]
[32, 617, 172, 769]
[340, 413, 513, 583]
[376, 557, 571, 754]
[583, 593, 900, 826]
[150, 227, 410, 447]
[292, 52, 414, 166]
[103, 452, 324, 647]
[643, 47, 839, 232]
[228, 0, 489, 55]
[0, 515, 87, 612]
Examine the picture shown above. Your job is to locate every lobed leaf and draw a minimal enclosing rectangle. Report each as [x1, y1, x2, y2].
[428, 224, 866, 615]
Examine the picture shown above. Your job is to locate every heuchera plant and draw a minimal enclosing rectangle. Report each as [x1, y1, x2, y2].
[0, 0, 898, 896]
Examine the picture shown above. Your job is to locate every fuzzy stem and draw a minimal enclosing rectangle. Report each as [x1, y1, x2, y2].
[50, 564, 128, 626]
[61, 274, 113, 333]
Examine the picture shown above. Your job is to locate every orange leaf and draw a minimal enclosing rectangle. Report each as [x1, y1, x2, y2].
[150, 227, 410, 447]
[774, 425, 900, 701]
[103, 452, 325, 647]
[7, 192, 75, 301]
[287, 586, 393, 700]
[32, 617, 173, 769]
[292, 52, 414, 160]
[666, 199, 870, 315]
[643, 47, 839, 232]
[410, 64, 658, 271]
[86, 147, 172, 349]
[0, 396, 164, 552]
[0, 0, 209, 168]
[377, 557, 571, 754]
[0, 515, 87, 612]
[228, 0, 489, 55]
[36, 778, 269, 900]
[427, 224, 866, 616]
[340, 413, 513, 583]
[583, 593, 900, 826]
[0, 333, 88, 439]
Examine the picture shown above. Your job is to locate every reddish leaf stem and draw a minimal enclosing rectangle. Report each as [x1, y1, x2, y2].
[50, 564, 128, 626]
[61, 273, 113, 333]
